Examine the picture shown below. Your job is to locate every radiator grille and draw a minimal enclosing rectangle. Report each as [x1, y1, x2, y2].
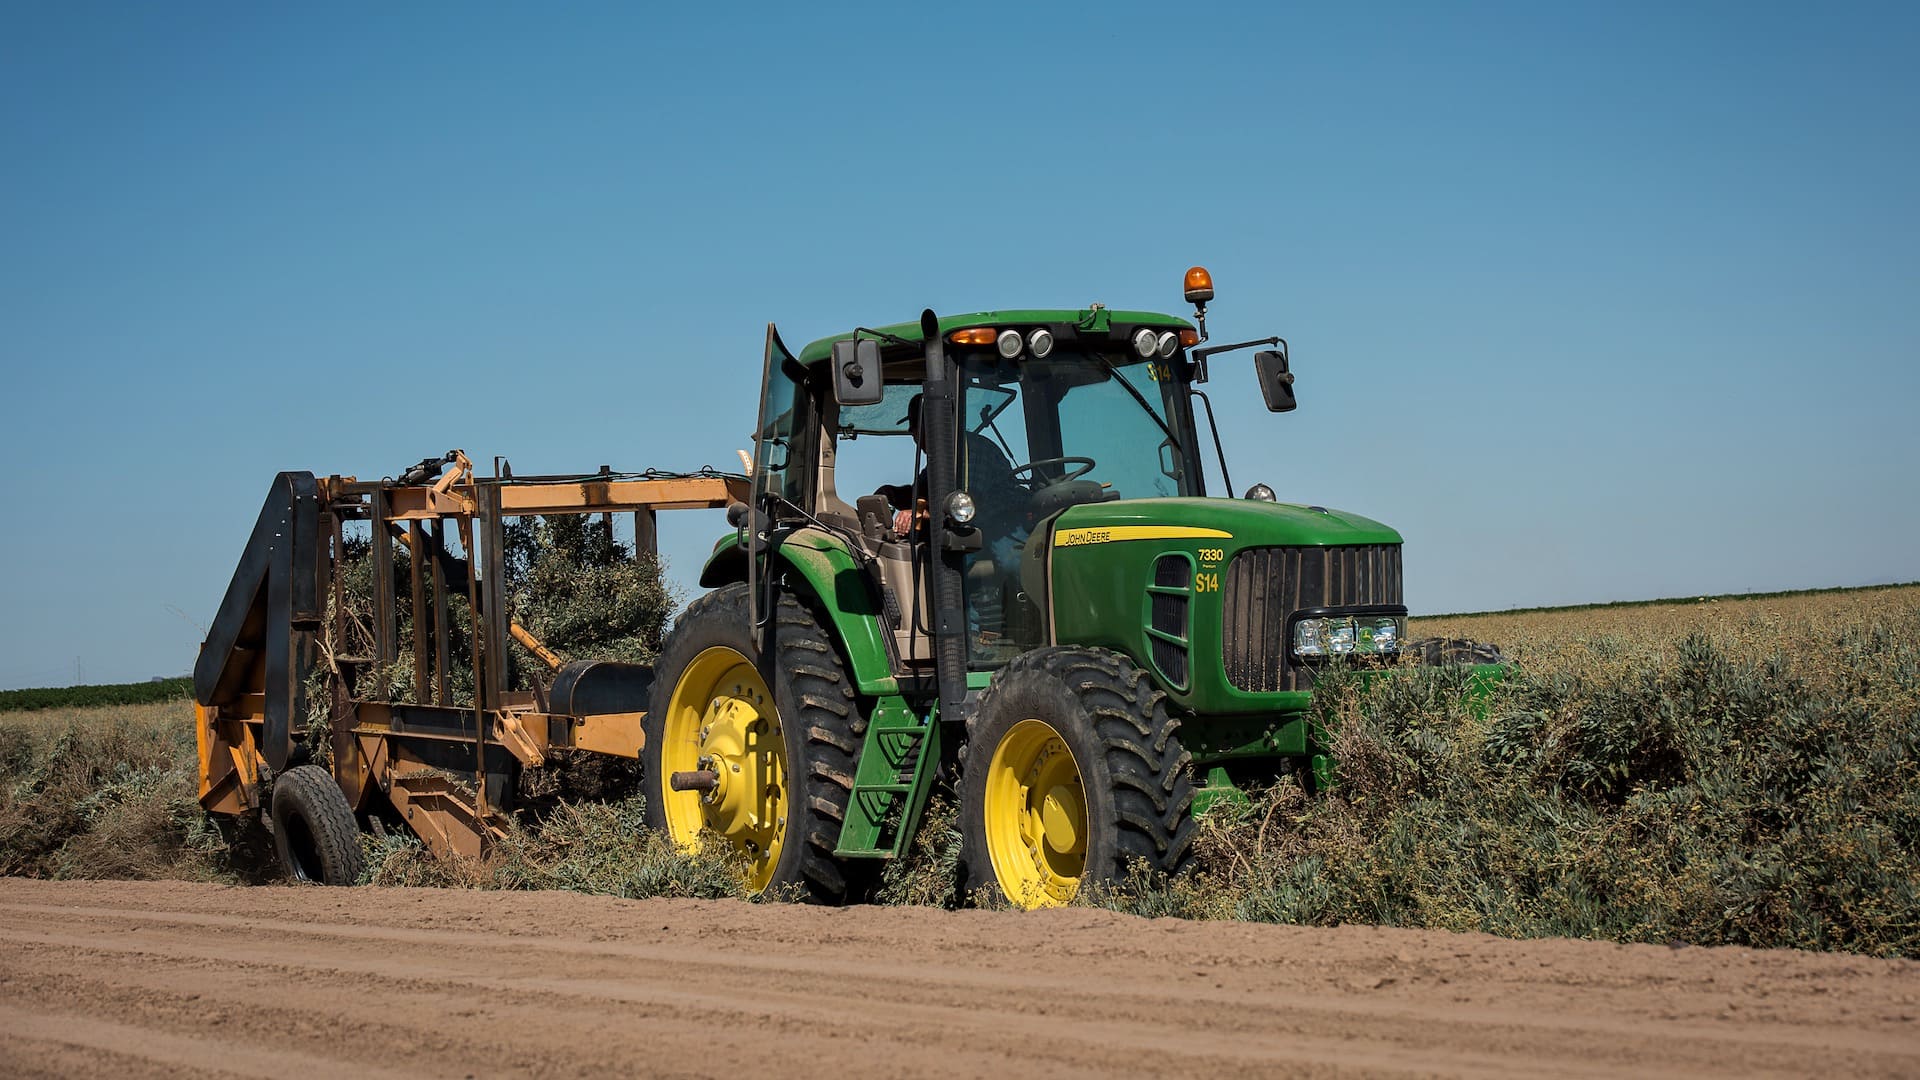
[1222, 545, 1403, 692]
[1148, 555, 1190, 688]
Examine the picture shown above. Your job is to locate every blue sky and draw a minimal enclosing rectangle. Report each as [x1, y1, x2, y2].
[2, 2, 1915, 688]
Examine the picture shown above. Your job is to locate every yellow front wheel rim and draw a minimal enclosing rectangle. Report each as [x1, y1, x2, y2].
[983, 718, 1088, 908]
[660, 646, 787, 892]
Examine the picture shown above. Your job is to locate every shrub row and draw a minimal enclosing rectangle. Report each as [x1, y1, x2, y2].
[1087, 608, 1920, 957]
[0, 677, 193, 713]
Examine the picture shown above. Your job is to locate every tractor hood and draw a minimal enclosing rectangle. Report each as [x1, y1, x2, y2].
[1048, 497, 1403, 550]
[1040, 496, 1405, 722]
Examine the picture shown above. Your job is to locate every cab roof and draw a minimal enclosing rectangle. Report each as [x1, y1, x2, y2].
[794, 308, 1195, 365]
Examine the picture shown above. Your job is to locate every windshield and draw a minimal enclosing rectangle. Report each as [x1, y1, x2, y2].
[960, 349, 1188, 503]
[957, 347, 1191, 667]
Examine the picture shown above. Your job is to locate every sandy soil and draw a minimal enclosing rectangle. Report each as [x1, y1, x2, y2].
[0, 879, 1913, 1079]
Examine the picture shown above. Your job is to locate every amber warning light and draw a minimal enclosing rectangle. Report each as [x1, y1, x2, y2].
[1183, 266, 1215, 306]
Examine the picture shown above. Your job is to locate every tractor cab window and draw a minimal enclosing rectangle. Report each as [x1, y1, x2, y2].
[959, 348, 1189, 667]
[836, 383, 922, 438]
[829, 381, 924, 529]
[754, 361, 812, 511]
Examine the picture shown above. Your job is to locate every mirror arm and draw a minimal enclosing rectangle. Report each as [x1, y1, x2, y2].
[1189, 336, 1282, 383]
[853, 326, 916, 347]
[1189, 387, 1235, 498]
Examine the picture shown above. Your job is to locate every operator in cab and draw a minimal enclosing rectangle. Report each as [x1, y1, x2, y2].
[873, 393, 1023, 539]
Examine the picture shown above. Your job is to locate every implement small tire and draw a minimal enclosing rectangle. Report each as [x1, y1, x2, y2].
[270, 765, 365, 886]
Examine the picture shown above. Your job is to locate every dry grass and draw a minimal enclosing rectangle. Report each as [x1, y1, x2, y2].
[1080, 585, 1920, 956]
[1411, 583, 1920, 658]
[0, 700, 236, 882]
[0, 699, 193, 730]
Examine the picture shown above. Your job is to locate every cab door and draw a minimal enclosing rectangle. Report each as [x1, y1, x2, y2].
[746, 324, 803, 644]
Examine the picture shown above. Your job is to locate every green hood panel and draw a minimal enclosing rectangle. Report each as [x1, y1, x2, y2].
[1045, 495, 1403, 721]
[1051, 497, 1403, 549]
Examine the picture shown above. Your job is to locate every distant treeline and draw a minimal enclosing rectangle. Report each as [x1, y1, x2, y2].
[1421, 580, 1920, 620]
[0, 677, 193, 713]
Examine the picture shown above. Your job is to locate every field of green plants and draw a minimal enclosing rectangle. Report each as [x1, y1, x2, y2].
[3, 584, 1914, 957]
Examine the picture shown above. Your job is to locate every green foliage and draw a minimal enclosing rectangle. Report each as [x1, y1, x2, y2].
[329, 514, 674, 709]
[0, 677, 192, 713]
[1100, 607, 1920, 957]
[874, 797, 963, 907]
[359, 797, 750, 900]
[505, 515, 675, 670]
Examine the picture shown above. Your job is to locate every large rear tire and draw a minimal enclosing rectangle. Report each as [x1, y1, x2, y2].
[643, 583, 868, 902]
[958, 647, 1195, 908]
[270, 764, 365, 886]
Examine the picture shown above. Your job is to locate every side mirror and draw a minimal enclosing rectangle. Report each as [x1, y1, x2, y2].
[1254, 349, 1296, 413]
[831, 338, 884, 406]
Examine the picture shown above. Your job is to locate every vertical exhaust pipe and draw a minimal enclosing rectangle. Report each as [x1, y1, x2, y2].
[919, 309, 970, 723]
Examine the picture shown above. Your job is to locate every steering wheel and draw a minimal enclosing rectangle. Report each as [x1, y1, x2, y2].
[1007, 456, 1096, 487]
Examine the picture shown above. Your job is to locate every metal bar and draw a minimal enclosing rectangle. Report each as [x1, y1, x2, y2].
[510, 624, 564, 671]
[430, 519, 449, 707]
[632, 508, 657, 560]
[329, 504, 347, 674]
[370, 488, 395, 698]
[409, 520, 429, 701]
[457, 513, 485, 814]
[491, 475, 746, 514]
[483, 485, 511, 710]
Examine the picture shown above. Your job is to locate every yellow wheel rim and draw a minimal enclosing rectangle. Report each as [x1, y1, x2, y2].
[983, 718, 1088, 908]
[659, 645, 787, 892]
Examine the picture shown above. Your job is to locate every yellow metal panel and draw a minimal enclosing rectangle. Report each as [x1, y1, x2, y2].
[569, 711, 646, 758]
[494, 477, 746, 514]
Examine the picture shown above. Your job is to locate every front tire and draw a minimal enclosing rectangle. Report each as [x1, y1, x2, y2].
[959, 647, 1195, 908]
[270, 764, 366, 885]
[643, 583, 867, 902]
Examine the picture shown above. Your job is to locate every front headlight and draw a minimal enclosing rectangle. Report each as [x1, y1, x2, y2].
[945, 489, 977, 525]
[1292, 615, 1406, 658]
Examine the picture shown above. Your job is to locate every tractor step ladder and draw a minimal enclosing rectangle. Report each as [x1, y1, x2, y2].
[835, 699, 940, 858]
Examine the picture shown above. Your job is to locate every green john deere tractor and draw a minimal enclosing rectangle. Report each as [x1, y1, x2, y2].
[643, 267, 1496, 907]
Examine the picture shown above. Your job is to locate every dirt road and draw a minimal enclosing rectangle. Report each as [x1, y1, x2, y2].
[0, 879, 1913, 1078]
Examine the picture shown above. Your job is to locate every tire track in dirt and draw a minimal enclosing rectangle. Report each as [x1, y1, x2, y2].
[0, 879, 1913, 1078]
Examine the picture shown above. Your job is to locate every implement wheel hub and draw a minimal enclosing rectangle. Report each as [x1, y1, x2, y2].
[661, 646, 787, 890]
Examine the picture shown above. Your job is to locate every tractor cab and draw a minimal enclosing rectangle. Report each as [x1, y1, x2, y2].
[722, 309, 1212, 674]
[714, 271, 1308, 695]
